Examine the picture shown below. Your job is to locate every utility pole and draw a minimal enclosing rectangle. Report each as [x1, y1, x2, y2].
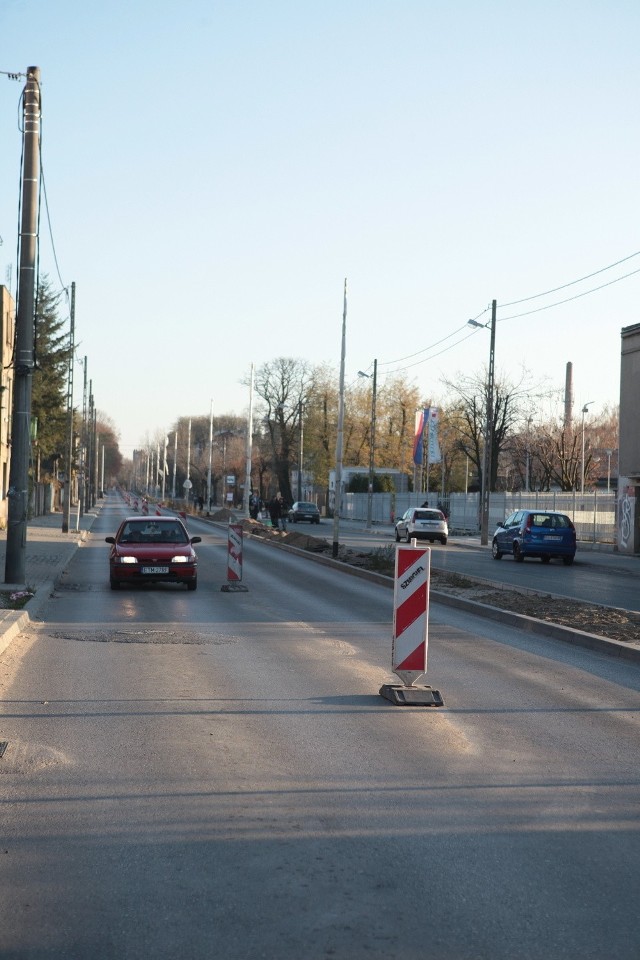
[87, 382, 94, 509]
[332, 279, 347, 559]
[297, 398, 304, 502]
[366, 359, 377, 530]
[79, 357, 87, 516]
[5, 67, 41, 584]
[480, 299, 497, 546]
[244, 369, 253, 518]
[62, 282, 75, 533]
[172, 430, 177, 500]
[207, 400, 214, 512]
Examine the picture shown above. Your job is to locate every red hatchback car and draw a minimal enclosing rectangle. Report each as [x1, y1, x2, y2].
[106, 516, 201, 590]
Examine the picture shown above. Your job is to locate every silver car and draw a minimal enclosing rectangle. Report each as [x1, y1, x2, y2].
[394, 507, 448, 545]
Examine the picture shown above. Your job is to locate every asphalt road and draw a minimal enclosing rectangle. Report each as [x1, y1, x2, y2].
[325, 518, 640, 613]
[1, 495, 640, 959]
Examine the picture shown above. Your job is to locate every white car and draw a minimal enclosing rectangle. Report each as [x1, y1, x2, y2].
[394, 507, 448, 545]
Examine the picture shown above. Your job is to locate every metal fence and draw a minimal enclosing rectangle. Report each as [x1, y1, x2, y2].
[341, 490, 618, 545]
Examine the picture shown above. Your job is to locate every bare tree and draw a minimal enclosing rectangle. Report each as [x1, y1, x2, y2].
[251, 358, 315, 503]
[441, 368, 538, 492]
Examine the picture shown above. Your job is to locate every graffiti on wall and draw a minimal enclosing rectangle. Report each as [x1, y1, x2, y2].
[619, 486, 634, 551]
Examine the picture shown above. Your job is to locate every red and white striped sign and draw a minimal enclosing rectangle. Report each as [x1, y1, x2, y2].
[392, 544, 430, 686]
[227, 523, 243, 582]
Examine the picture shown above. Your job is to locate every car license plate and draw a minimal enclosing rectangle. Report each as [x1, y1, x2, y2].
[544, 535, 561, 542]
[141, 566, 169, 574]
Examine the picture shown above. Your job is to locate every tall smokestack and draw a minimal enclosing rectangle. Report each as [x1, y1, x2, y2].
[564, 362, 574, 432]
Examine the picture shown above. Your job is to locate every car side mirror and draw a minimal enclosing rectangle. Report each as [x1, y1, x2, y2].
[105, 536, 116, 544]
[496, 522, 505, 530]
[190, 536, 202, 545]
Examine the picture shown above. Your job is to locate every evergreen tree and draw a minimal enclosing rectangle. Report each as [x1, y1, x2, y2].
[31, 276, 70, 477]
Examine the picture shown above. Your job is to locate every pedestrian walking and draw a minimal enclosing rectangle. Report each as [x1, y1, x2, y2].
[268, 493, 288, 531]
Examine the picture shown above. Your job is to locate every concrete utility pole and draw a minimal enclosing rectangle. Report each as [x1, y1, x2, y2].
[244, 369, 253, 519]
[5, 67, 41, 585]
[62, 282, 76, 533]
[87, 382, 94, 509]
[332, 279, 347, 559]
[79, 357, 87, 516]
[480, 299, 497, 546]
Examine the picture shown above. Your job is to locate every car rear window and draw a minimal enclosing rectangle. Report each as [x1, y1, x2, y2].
[413, 510, 444, 521]
[298, 502, 316, 509]
[530, 513, 571, 529]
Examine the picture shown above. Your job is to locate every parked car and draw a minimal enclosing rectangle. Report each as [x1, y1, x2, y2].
[288, 501, 320, 524]
[492, 510, 576, 564]
[395, 507, 448, 544]
[105, 516, 201, 590]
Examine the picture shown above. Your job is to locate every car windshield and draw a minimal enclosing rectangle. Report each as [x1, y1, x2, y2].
[119, 522, 187, 544]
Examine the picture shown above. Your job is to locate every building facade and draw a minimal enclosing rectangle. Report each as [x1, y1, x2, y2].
[618, 322, 640, 554]
[0, 286, 15, 526]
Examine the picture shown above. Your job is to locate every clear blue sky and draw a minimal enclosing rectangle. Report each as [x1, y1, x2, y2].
[1, 0, 638, 457]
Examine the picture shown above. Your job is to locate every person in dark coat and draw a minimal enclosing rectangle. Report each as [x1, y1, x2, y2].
[268, 494, 287, 531]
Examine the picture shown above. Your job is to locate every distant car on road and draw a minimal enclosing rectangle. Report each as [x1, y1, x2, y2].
[105, 516, 201, 590]
[288, 501, 321, 524]
[492, 510, 576, 564]
[395, 507, 448, 544]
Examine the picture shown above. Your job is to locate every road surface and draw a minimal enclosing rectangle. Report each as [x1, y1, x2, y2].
[1, 496, 639, 959]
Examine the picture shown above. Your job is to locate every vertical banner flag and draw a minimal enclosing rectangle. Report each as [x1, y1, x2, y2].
[413, 409, 426, 466]
[427, 407, 441, 464]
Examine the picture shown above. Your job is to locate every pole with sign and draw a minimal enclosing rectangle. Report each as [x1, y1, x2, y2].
[379, 541, 444, 706]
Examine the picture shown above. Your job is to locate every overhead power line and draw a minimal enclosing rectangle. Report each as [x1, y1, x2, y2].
[377, 250, 640, 377]
[500, 250, 640, 307]
[499, 266, 640, 322]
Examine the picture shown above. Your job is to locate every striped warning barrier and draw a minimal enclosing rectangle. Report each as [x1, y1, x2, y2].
[380, 542, 443, 706]
[227, 523, 243, 581]
[221, 523, 249, 592]
[392, 543, 430, 686]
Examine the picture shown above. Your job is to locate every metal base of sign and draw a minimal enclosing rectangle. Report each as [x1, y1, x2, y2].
[379, 684, 444, 707]
[221, 583, 249, 592]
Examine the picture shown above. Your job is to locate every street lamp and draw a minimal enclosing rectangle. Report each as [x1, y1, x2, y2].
[468, 301, 497, 545]
[606, 449, 613, 494]
[525, 416, 533, 493]
[581, 401, 594, 496]
[358, 359, 378, 530]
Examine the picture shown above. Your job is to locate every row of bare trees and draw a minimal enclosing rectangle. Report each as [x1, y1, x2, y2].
[122, 358, 619, 502]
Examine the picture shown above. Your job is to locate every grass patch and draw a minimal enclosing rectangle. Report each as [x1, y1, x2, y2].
[0, 588, 35, 610]
[364, 545, 396, 573]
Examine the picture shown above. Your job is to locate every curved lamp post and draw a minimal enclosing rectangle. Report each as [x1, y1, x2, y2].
[357, 359, 377, 530]
[581, 402, 594, 496]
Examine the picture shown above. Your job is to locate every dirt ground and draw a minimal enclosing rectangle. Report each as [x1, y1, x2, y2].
[232, 515, 640, 646]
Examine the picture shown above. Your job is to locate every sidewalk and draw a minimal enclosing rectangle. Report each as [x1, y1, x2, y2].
[0, 506, 101, 656]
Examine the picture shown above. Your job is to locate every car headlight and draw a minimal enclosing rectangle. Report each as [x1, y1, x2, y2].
[116, 555, 138, 564]
[171, 555, 188, 563]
